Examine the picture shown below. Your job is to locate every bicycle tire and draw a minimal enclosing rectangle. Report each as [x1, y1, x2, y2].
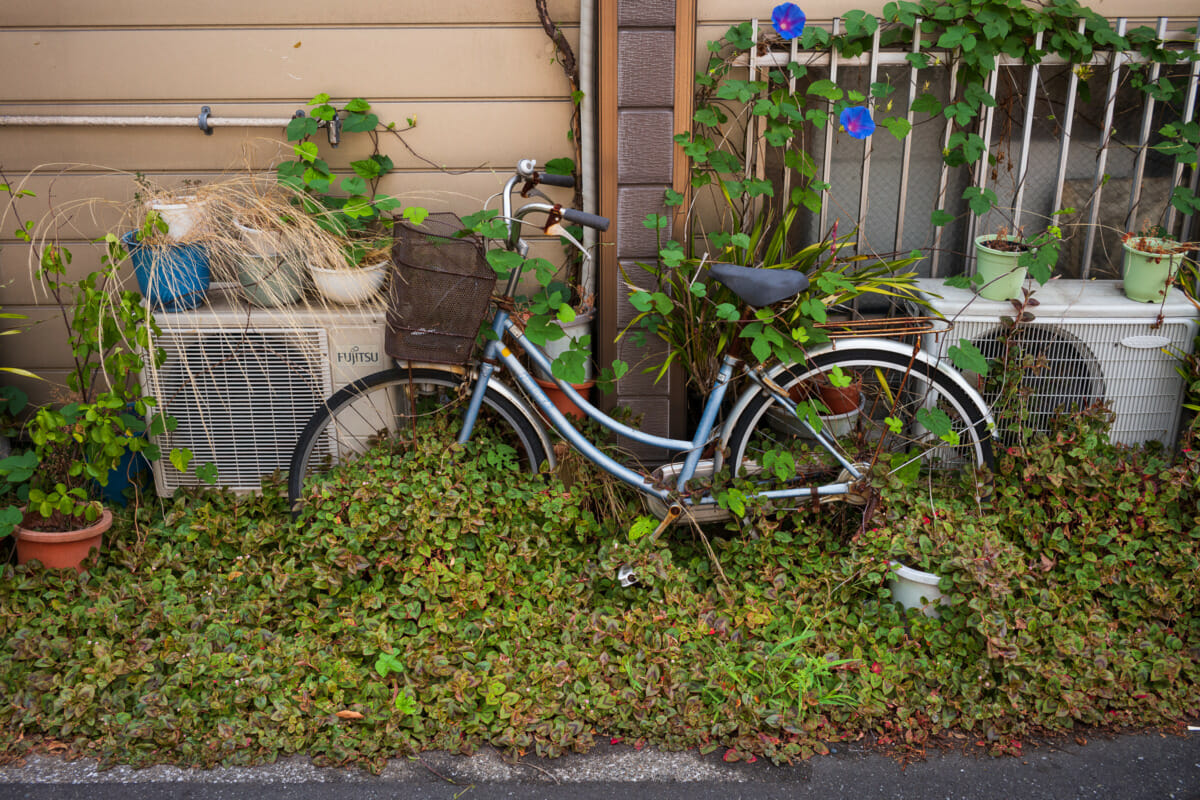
[288, 366, 549, 514]
[725, 346, 995, 497]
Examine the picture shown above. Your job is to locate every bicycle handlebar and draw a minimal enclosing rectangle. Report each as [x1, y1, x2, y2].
[559, 206, 610, 231]
[536, 172, 575, 188]
[501, 160, 610, 250]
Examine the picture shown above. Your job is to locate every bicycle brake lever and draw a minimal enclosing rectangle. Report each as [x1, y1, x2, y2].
[520, 184, 553, 202]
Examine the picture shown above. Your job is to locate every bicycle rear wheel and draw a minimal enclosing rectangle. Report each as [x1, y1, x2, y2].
[287, 366, 549, 514]
[726, 346, 994, 496]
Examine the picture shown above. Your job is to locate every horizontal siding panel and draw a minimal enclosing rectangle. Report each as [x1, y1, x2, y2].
[0, 170, 577, 243]
[0, 307, 84, 370]
[2, 0, 580, 26]
[0, 27, 578, 102]
[1, 247, 137, 308]
[0, 370, 75, 407]
[0, 101, 572, 172]
[0, 233, 568, 308]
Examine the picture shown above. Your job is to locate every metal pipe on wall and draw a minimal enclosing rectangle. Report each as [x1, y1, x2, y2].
[580, 0, 597, 300]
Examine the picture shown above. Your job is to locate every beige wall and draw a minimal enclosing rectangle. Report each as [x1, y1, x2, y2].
[0, 1, 580, 401]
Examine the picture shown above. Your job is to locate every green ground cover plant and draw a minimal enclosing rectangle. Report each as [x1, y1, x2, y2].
[0, 412, 1197, 772]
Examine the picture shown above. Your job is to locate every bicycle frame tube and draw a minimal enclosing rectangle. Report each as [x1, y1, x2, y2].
[500, 347, 673, 502]
[509, 320, 694, 452]
[457, 308, 513, 443]
[449, 309, 659, 500]
[673, 356, 736, 494]
[746, 367, 863, 480]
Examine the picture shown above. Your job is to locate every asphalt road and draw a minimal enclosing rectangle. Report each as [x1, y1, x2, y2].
[0, 730, 1198, 800]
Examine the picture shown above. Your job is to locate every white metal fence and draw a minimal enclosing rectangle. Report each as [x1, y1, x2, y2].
[745, 16, 1200, 279]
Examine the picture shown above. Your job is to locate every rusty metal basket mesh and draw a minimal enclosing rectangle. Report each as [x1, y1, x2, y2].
[385, 213, 496, 364]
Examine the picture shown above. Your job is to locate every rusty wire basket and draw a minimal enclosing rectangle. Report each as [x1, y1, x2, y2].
[385, 213, 496, 364]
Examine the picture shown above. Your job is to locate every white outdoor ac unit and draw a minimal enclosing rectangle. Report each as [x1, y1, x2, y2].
[142, 287, 389, 493]
[916, 279, 1198, 446]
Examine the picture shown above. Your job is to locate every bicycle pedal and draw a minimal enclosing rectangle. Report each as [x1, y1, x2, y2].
[617, 564, 638, 587]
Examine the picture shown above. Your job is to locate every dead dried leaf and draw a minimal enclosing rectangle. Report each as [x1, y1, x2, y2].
[335, 710, 364, 720]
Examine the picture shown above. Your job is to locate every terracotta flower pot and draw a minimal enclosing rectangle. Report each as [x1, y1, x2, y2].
[14, 508, 112, 572]
[818, 380, 862, 415]
[534, 377, 594, 421]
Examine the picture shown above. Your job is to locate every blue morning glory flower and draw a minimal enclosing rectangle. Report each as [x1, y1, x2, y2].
[840, 106, 876, 139]
[772, 3, 806, 40]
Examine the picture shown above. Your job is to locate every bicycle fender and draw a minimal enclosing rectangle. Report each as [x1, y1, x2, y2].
[718, 337, 998, 454]
[478, 374, 558, 471]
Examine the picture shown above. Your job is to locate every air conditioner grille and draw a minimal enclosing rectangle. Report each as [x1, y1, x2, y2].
[952, 319, 1192, 444]
[966, 324, 1106, 437]
[146, 328, 332, 491]
[919, 280, 1198, 447]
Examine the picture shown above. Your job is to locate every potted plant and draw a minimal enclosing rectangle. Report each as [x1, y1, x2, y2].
[277, 93, 424, 306]
[1120, 225, 1194, 303]
[230, 207, 307, 307]
[622, 214, 927, 394]
[517, 278, 597, 416]
[139, 180, 209, 242]
[124, 206, 212, 312]
[859, 495, 960, 618]
[0, 174, 219, 566]
[0, 237, 170, 569]
[970, 218, 1064, 301]
[309, 228, 392, 305]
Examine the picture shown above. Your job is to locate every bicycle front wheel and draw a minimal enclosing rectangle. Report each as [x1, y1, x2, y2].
[726, 347, 994, 494]
[288, 366, 550, 513]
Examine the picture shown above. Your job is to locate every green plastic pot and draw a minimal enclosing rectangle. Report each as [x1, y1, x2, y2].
[237, 254, 305, 307]
[1121, 237, 1183, 303]
[974, 235, 1030, 301]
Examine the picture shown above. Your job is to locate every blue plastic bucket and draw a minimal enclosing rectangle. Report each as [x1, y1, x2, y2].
[98, 448, 151, 506]
[123, 230, 211, 311]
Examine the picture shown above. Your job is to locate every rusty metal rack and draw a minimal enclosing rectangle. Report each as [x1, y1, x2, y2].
[814, 315, 952, 340]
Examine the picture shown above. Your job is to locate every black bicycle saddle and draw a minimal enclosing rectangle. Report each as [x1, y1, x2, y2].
[708, 262, 810, 308]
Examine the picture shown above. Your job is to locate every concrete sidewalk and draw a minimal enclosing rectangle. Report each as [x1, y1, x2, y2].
[1, 729, 1197, 800]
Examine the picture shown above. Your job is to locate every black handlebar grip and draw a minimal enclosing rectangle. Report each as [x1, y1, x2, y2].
[560, 207, 611, 231]
[537, 172, 576, 188]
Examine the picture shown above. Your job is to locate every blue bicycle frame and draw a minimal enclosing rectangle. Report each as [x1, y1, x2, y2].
[451, 162, 862, 513]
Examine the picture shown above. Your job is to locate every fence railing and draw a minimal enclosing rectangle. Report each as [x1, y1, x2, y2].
[742, 16, 1200, 279]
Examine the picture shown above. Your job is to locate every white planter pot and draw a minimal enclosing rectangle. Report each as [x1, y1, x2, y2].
[888, 560, 948, 618]
[767, 394, 863, 438]
[539, 306, 595, 381]
[310, 260, 388, 305]
[234, 217, 285, 259]
[149, 196, 207, 241]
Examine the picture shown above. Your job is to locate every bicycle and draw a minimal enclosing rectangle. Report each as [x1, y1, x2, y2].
[287, 160, 997, 560]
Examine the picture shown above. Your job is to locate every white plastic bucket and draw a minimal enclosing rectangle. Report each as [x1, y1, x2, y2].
[888, 560, 948, 618]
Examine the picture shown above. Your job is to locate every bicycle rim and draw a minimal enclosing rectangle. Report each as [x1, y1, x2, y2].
[287, 367, 548, 513]
[727, 348, 994, 496]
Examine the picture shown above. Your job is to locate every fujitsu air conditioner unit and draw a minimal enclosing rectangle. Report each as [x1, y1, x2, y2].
[141, 288, 389, 494]
[916, 279, 1198, 446]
